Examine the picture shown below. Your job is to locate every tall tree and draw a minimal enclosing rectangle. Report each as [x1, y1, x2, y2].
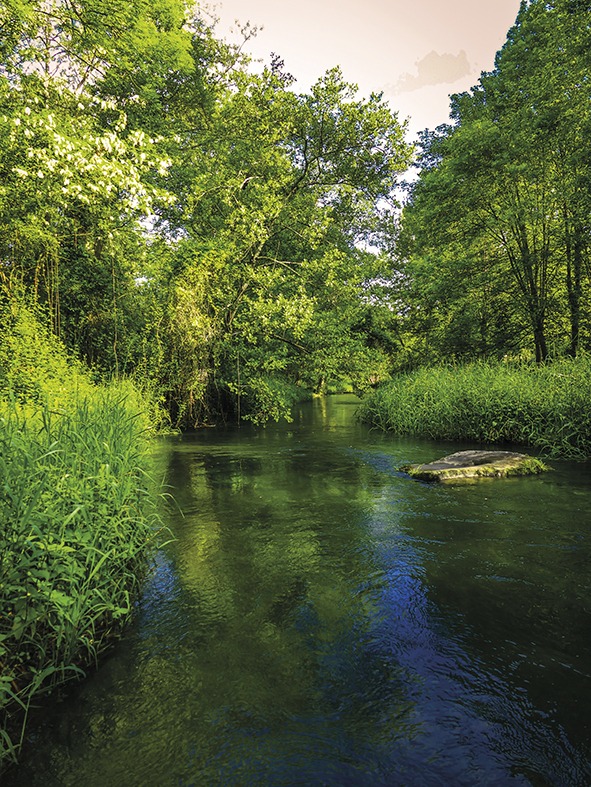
[147, 63, 412, 424]
[399, 0, 591, 363]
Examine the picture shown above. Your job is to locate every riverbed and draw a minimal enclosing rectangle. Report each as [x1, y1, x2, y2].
[9, 395, 591, 785]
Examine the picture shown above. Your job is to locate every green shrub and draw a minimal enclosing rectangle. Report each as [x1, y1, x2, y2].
[0, 299, 96, 410]
[236, 376, 310, 425]
[0, 297, 166, 431]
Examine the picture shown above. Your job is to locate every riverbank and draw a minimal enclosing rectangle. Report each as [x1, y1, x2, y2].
[357, 359, 591, 459]
[0, 303, 165, 771]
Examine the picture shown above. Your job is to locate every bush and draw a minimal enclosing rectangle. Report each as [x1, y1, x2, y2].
[236, 375, 310, 425]
[0, 298, 96, 410]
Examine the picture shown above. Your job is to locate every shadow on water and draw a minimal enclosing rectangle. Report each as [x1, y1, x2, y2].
[7, 395, 591, 786]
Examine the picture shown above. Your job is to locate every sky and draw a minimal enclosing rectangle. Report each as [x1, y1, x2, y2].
[211, 0, 522, 138]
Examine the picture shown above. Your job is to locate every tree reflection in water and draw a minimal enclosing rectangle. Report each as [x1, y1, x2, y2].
[10, 396, 591, 786]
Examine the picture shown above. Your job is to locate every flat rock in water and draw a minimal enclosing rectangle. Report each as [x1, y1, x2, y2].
[400, 450, 549, 483]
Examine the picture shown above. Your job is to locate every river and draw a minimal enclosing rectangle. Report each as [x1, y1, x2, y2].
[8, 395, 591, 785]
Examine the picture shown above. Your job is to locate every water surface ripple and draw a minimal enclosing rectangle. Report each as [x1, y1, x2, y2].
[9, 395, 591, 786]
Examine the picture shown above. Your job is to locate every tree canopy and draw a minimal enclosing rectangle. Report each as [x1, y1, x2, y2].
[398, 0, 591, 366]
[2, 0, 590, 426]
[0, 0, 412, 426]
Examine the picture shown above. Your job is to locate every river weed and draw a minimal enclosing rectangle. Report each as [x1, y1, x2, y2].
[0, 390, 165, 770]
[357, 358, 591, 459]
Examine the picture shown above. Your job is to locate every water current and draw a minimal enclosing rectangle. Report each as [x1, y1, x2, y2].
[8, 395, 591, 785]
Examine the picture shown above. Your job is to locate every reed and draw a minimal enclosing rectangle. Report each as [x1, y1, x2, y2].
[0, 390, 165, 768]
[357, 358, 591, 459]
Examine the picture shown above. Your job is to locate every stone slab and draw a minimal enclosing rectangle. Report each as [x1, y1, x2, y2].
[400, 450, 550, 482]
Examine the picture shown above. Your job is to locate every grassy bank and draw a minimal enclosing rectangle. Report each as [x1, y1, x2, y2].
[0, 303, 165, 769]
[357, 359, 591, 459]
[0, 394, 164, 766]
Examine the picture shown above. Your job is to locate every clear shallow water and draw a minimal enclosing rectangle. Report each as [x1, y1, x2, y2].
[8, 395, 591, 786]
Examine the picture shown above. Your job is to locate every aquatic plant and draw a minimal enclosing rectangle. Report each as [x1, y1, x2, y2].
[0, 391, 165, 767]
[357, 358, 591, 459]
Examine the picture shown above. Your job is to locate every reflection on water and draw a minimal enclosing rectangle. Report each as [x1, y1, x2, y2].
[8, 395, 591, 785]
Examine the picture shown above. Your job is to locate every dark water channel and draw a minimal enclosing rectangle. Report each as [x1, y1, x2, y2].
[9, 395, 591, 786]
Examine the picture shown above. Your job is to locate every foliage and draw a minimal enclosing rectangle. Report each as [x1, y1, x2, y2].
[0, 298, 165, 769]
[357, 358, 591, 459]
[3, 0, 591, 423]
[0, 0, 412, 425]
[0, 392, 164, 768]
[0, 295, 95, 407]
[149, 61, 411, 426]
[397, 0, 591, 365]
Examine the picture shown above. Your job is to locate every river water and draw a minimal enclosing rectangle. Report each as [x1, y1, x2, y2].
[8, 395, 591, 786]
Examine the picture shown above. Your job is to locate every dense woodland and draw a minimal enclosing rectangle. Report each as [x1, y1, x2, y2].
[1, 0, 590, 427]
[0, 0, 412, 427]
[401, 0, 591, 367]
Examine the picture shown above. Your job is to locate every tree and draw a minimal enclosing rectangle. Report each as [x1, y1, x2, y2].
[398, 0, 591, 363]
[0, 0, 194, 92]
[0, 74, 173, 368]
[0, 0, 197, 373]
[147, 63, 412, 425]
[0, 1, 413, 425]
[492, 0, 591, 356]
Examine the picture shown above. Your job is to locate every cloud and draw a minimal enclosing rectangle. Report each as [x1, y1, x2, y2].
[385, 50, 472, 95]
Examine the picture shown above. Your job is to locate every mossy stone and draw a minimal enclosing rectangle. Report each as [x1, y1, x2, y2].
[400, 450, 550, 483]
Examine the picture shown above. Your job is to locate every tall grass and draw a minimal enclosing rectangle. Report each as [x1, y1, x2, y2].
[0, 299, 167, 769]
[357, 358, 591, 459]
[0, 392, 165, 767]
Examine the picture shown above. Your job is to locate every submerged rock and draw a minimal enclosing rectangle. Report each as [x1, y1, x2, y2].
[400, 450, 550, 483]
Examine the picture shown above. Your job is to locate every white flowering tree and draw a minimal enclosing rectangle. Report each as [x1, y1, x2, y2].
[0, 1, 413, 422]
[0, 0, 192, 368]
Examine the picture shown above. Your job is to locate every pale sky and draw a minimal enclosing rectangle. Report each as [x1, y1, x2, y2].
[211, 0, 522, 138]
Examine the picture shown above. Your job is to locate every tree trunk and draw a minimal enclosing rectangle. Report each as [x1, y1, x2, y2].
[565, 223, 584, 358]
[533, 318, 548, 363]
